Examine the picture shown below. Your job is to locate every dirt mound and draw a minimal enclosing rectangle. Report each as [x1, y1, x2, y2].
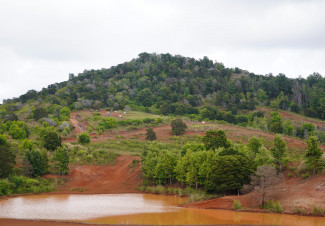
[51, 155, 142, 194]
[185, 174, 325, 214]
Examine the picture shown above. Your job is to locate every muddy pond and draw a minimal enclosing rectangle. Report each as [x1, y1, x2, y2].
[0, 194, 324, 225]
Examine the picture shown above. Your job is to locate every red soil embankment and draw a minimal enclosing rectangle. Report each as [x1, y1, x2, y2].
[48, 155, 142, 194]
[184, 174, 325, 214]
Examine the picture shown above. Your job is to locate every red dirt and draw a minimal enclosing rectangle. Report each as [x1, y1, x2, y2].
[48, 155, 142, 194]
[185, 173, 325, 214]
[257, 107, 325, 128]
[69, 112, 90, 135]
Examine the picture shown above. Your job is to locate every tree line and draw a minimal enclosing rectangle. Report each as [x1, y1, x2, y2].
[141, 129, 324, 194]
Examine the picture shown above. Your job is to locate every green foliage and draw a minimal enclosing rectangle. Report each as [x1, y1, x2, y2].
[9, 123, 27, 140]
[247, 137, 263, 155]
[60, 107, 71, 121]
[0, 144, 16, 178]
[78, 132, 91, 144]
[42, 129, 61, 151]
[233, 199, 242, 210]
[0, 134, 7, 145]
[171, 118, 187, 135]
[53, 147, 69, 175]
[304, 136, 323, 176]
[312, 205, 325, 216]
[99, 117, 116, 129]
[202, 130, 231, 150]
[264, 200, 284, 213]
[32, 107, 48, 120]
[269, 111, 283, 133]
[283, 120, 296, 136]
[207, 155, 254, 193]
[0, 176, 55, 196]
[270, 134, 287, 173]
[23, 149, 46, 177]
[21, 138, 34, 151]
[145, 128, 157, 141]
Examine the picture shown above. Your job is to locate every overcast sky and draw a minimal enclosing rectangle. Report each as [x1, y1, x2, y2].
[1, 0, 325, 103]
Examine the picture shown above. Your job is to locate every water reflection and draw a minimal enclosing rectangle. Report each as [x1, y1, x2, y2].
[0, 194, 324, 226]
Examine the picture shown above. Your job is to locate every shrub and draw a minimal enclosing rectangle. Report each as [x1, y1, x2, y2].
[145, 128, 157, 141]
[78, 132, 91, 144]
[233, 199, 242, 210]
[302, 172, 309, 179]
[171, 118, 187, 135]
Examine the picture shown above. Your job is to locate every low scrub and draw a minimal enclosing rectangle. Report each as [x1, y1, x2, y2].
[0, 176, 55, 196]
[312, 205, 325, 216]
[233, 199, 242, 210]
[140, 185, 214, 203]
[264, 200, 283, 213]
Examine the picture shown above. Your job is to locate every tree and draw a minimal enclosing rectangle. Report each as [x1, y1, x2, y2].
[243, 165, 283, 208]
[32, 107, 48, 120]
[202, 130, 231, 150]
[42, 130, 62, 151]
[60, 107, 71, 121]
[0, 143, 15, 178]
[207, 155, 254, 193]
[145, 128, 157, 141]
[269, 111, 283, 133]
[270, 135, 286, 173]
[304, 136, 323, 176]
[247, 137, 263, 155]
[9, 124, 27, 140]
[100, 117, 116, 129]
[78, 132, 91, 144]
[171, 118, 187, 135]
[52, 147, 69, 175]
[24, 149, 45, 177]
[0, 134, 7, 145]
[41, 149, 50, 174]
[21, 138, 34, 151]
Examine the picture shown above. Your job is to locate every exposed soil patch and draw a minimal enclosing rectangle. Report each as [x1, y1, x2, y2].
[47, 155, 142, 194]
[184, 174, 325, 215]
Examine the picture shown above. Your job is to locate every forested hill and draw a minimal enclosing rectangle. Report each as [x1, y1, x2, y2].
[2, 52, 325, 120]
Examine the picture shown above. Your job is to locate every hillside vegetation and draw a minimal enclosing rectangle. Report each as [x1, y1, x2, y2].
[1, 53, 325, 215]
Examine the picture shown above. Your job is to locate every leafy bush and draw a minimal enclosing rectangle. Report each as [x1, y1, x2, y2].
[233, 199, 242, 210]
[265, 200, 283, 213]
[171, 118, 187, 135]
[78, 132, 91, 144]
[0, 176, 55, 196]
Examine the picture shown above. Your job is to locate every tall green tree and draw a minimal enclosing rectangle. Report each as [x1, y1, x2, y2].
[171, 118, 187, 135]
[42, 130, 62, 151]
[270, 134, 286, 173]
[207, 155, 254, 193]
[0, 143, 15, 178]
[269, 111, 283, 133]
[24, 149, 45, 177]
[202, 130, 231, 150]
[52, 147, 69, 175]
[304, 136, 323, 176]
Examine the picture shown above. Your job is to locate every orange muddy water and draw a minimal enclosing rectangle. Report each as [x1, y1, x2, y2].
[0, 194, 324, 226]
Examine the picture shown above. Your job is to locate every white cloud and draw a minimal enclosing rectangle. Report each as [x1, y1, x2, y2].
[0, 0, 324, 103]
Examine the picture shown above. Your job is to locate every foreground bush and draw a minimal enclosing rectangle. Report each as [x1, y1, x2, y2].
[0, 176, 55, 196]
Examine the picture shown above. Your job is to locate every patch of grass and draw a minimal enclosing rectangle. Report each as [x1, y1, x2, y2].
[70, 187, 86, 192]
[264, 200, 283, 213]
[129, 159, 140, 168]
[312, 205, 325, 216]
[233, 199, 242, 210]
